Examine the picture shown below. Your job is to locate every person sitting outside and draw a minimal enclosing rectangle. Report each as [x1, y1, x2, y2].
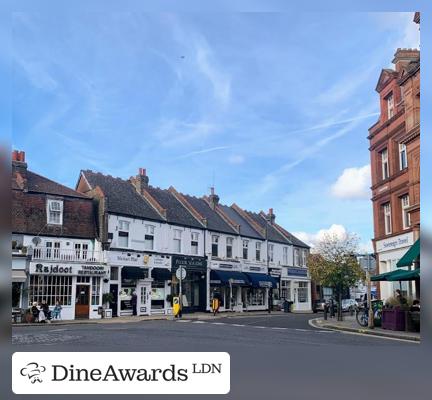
[41, 300, 52, 323]
[410, 299, 420, 312]
[394, 289, 407, 306]
[30, 302, 40, 323]
[52, 301, 62, 320]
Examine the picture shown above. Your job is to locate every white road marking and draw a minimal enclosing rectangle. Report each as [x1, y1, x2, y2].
[192, 321, 206, 324]
[295, 328, 310, 332]
[176, 319, 192, 323]
[254, 326, 266, 329]
[211, 322, 226, 325]
[272, 327, 287, 330]
[231, 324, 245, 327]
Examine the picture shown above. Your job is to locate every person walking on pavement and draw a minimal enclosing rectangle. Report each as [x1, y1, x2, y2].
[131, 291, 138, 316]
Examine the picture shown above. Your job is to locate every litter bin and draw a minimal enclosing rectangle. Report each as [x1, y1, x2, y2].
[283, 300, 293, 313]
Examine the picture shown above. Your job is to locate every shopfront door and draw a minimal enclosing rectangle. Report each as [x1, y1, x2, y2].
[109, 284, 118, 317]
[137, 281, 151, 316]
[75, 285, 90, 319]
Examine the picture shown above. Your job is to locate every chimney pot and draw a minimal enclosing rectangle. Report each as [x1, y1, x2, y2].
[139, 168, 146, 176]
[19, 151, 25, 162]
[12, 150, 19, 161]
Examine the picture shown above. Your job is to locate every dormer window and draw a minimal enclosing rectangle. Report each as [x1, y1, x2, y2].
[47, 199, 63, 225]
[386, 93, 394, 119]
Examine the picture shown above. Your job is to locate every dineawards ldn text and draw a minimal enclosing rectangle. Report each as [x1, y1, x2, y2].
[51, 363, 222, 382]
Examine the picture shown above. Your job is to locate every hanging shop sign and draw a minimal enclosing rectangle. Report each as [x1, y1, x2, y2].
[29, 262, 108, 276]
[268, 268, 282, 278]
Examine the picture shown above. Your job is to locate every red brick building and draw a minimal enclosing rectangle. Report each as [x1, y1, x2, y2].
[368, 26, 420, 300]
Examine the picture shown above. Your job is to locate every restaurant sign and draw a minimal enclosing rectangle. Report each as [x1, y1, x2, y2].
[30, 262, 108, 276]
[108, 251, 147, 266]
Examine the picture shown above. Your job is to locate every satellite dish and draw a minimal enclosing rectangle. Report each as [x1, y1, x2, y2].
[32, 237, 41, 246]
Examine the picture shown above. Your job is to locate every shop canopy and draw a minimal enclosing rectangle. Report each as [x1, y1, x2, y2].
[371, 268, 420, 282]
[396, 239, 420, 268]
[121, 266, 146, 280]
[210, 270, 250, 286]
[244, 272, 278, 289]
[151, 268, 172, 281]
[12, 270, 27, 282]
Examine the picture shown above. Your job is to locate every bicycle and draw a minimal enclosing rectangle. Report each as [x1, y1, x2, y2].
[356, 301, 382, 327]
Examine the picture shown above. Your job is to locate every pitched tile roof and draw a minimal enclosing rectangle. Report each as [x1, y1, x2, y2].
[244, 210, 291, 244]
[145, 186, 204, 228]
[182, 195, 237, 235]
[274, 223, 310, 249]
[81, 170, 164, 221]
[218, 204, 264, 239]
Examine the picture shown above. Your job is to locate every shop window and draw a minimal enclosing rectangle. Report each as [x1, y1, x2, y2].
[91, 277, 101, 305]
[381, 149, 389, 180]
[298, 282, 308, 303]
[281, 280, 291, 300]
[212, 235, 219, 257]
[242, 240, 249, 260]
[145, 225, 155, 250]
[47, 199, 63, 225]
[12, 282, 21, 308]
[191, 232, 199, 255]
[283, 247, 288, 265]
[256, 242, 261, 261]
[383, 203, 392, 235]
[77, 276, 91, 283]
[227, 238, 234, 258]
[268, 244, 274, 262]
[29, 275, 72, 306]
[401, 195, 411, 229]
[399, 143, 407, 170]
[110, 266, 119, 281]
[173, 229, 182, 253]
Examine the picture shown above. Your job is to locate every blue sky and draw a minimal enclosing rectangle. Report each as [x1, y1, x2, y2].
[11, 12, 419, 250]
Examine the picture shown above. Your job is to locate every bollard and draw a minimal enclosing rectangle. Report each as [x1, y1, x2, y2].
[323, 305, 328, 320]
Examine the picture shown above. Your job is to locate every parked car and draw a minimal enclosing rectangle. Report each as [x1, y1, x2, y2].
[341, 299, 358, 312]
[313, 299, 327, 312]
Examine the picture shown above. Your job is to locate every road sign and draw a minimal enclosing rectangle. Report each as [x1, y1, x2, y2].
[175, 267, 186, 280]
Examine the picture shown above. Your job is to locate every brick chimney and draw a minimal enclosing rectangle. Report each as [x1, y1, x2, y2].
[268, 208, 276, 225]
[392, 48, 420, 73]
[129, 167, 149, 195]
[208, 187, 219, 210]
[12, 150, 28, 190]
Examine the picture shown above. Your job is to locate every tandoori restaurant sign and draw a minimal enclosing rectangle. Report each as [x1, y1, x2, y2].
[29, 262, 108, 276]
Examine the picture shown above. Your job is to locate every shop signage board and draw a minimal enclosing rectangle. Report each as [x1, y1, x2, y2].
[269, 268, 282, 278]
[108, 251, 147, 266]
[29, 262, 108, 276]
[143, 254, 171, 268]
[172, 255, 206, 271]
[376, 232, 414, 253]
[241, 262, 267, 274]
[287, 267, 308, 277]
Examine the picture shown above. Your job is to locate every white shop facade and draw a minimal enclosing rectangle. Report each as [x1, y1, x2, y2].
[143, 253, 173, 315]
[107, 250, 152, 317]
[375, 231, 415, 301]
[28, 261, 109, 320]
[208, 261, 277, 312]
[281, 266, 312, 312]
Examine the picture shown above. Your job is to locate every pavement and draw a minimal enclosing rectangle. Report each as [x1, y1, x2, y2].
[309, 314, 420, 342]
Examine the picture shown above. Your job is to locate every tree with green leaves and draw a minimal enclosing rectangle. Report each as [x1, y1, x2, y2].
[308, 233, 365, 321]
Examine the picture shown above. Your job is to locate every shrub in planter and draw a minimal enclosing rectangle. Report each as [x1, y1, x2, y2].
[102, 292, 114, 308]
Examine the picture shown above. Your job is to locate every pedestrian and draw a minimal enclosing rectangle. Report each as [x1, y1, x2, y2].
[41, 300, 51, 323]
[131, 291, 138, 316]
[52, 301, 62, 320]
[394, 289, 407, 305]
[212, 292, 220, 316]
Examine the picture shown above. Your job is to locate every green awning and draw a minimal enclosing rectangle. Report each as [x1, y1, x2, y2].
[397, 239, 420, 268]
[371, 268, 420, 282]
[386, 268, 420, 281]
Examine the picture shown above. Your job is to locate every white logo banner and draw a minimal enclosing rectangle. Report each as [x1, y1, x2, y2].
[13, 352, 230, 394]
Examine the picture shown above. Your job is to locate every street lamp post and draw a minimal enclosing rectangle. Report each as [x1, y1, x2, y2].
[367, 254, 374, 329]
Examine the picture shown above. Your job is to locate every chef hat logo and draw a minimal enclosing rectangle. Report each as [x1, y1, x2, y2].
[20, 362, 46, 384]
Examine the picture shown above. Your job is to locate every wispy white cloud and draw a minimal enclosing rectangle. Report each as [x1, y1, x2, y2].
[228, 154, 245, 164]
[331, 165, 371, 199]
[176, 146, 230, 160]
[293, 224, 349, 248]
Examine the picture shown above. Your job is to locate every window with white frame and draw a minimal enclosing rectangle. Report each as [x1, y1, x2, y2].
[401, 195, 411, 229]
[118, 220, 130, 248]
[281, 280, 291, 300]
[302, 249, 307, 267]
[268, 244, 274, 262]
[91, 277, 101, 305]
[294, 248, 300, 266]
[145, 225, 155, 250]
[387, 93, 394, 119]
[242, 240, 249, 260]
[399, 143, 407, 170]
[226, 237, 233, 258]
[283, 247, 288, 265]
[212, 235, 219, 257]
[47, 199, 63, 225]
[173, 229, 182, 253]
[191, 232, 199, 255]
[256, 242, 261, 261]
[29, 275, 72, 306]
[381, 149, 389, 180]
[297, 282, 308, 303]
[383, 203, 392, 235]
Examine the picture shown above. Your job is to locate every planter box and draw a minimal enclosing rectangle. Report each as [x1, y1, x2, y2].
[381, 309, 406, 331]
